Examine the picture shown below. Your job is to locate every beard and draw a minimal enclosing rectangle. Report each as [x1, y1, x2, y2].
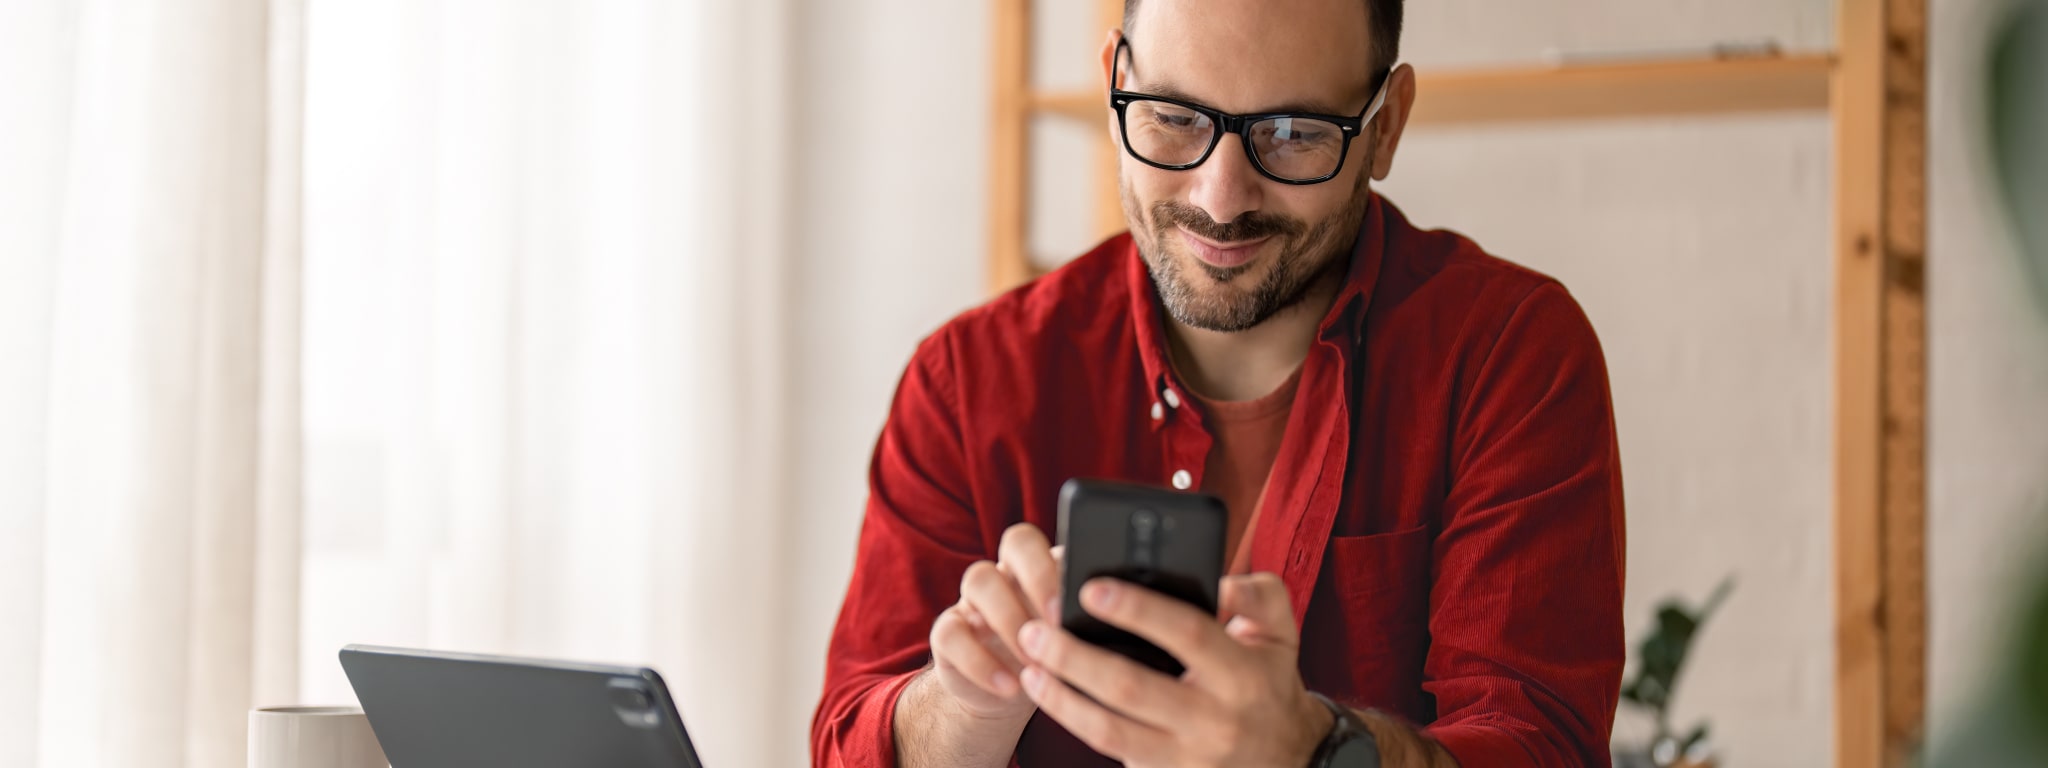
[1125, 150, 1376, 333]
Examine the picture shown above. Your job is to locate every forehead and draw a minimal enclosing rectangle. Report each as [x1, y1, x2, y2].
[1126, 0, 1378, 115]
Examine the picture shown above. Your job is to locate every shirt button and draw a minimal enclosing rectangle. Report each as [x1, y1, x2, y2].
[1151, 401, 1165, 421]
[1171, 470, 1192, 490]
[1162, 388, 1183, 409]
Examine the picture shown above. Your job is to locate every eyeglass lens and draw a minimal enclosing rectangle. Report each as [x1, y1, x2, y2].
[1122, 100, 1348, 181]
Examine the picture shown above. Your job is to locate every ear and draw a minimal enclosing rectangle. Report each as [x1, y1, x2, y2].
[1369, 63, 1417, 181]
[1099, 28, 1121, 93]
[1100, 29, 1123, 142]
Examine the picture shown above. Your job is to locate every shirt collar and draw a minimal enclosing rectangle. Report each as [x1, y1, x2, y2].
[1126, 192, 1388, 400]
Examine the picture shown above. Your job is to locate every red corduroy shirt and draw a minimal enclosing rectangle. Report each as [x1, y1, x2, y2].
[812, 194, 1626, 767]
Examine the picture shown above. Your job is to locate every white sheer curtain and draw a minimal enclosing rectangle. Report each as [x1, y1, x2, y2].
[1, 0, 799, 764]
[297, 1, 798, 764]
[0, 1, 306, 766]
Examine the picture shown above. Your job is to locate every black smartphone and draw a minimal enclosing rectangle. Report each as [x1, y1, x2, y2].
[1056, 478, 1227, 677]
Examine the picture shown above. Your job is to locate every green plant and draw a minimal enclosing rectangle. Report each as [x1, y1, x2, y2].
[1987, 0, 2048, 741]
[1925, 7, 2048, 765]
[1620, 579, 1733, 765]
[1990, 0, 2048, 303]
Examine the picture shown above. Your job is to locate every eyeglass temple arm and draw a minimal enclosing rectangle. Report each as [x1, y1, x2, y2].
[1112, 36, 1132, 92]
[1350, 66, 1396, 127]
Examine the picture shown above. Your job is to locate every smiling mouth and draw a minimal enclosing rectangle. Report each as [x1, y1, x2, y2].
[1177, 227, 1271, 270]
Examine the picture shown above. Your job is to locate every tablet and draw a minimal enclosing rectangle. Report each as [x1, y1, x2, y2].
[339, 644, 705, 768]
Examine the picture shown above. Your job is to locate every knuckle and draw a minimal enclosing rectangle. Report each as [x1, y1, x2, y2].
[1000, 523, 1047, 560]
[1164, 613, 1207, 651]
[1102, 671, 1143, 707]
[959, 561, 1000, 596]
[999, 522, 1030, 548]
[930, 609, 967, 645]
[933, 625, 996, 674]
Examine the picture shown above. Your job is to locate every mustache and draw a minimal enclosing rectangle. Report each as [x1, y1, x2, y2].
[1150, 200, 1304, 244]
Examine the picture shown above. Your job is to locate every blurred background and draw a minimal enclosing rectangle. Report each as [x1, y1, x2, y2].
[1, 0, 2043, 767]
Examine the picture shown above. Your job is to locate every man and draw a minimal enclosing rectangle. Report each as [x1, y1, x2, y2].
[812, 0, 1625, 764]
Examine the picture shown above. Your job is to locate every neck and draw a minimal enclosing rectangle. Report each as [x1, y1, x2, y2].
[1165, 264, 1344, 402]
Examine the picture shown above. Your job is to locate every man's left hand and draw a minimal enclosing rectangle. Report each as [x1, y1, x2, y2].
[1016, 571, 1334, 768]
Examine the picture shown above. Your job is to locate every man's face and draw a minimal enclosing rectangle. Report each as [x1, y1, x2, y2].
[1114, 0, 1386, 332]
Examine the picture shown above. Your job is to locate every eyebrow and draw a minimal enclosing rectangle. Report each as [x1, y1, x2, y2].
[1130, 80, 1354, 117]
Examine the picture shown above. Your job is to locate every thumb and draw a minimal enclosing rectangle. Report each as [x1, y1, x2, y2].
[1218, 572, 1297, 645]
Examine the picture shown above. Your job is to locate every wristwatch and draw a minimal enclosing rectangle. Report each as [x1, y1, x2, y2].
[1306, 692, 1380, 768]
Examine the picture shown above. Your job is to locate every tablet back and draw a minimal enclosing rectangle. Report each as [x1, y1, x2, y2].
[340, 644, 704, 768]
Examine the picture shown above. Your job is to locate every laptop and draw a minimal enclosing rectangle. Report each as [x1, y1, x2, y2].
[339, 644, 705, 768]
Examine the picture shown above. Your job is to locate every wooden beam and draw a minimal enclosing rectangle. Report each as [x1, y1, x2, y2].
[1833, 0, 1927, 764]
[988, 0, 1033, 295]
[1410, 55, 1834, 125]
[1030, 89, 1105, 122]
[1877, 4, 1930, 762]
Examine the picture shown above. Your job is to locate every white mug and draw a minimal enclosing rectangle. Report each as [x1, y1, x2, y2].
[247, 706, 389, 768]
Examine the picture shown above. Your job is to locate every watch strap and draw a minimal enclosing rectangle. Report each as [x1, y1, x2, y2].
[1305, 691, 1378, 768]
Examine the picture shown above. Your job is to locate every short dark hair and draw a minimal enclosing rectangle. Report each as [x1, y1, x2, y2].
[1122, 0, 1404, 75]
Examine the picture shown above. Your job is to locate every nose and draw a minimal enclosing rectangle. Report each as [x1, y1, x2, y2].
[1183, 135, 1265, 227]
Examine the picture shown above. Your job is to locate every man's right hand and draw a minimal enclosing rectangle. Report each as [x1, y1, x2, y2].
[930, 523, 1064, 721]
[895, 523, 1063, 768]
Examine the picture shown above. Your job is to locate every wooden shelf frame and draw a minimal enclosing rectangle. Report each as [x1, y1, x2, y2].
[1832, 1, 1928, 766]
[987, 1, 1926, 765]
[1407, 54, 1835, 125]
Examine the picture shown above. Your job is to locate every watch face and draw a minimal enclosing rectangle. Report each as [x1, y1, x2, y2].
[1328, 736, 1380, 768]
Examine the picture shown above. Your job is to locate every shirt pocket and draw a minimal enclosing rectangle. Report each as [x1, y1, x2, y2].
[1306, 524, 1433, 710]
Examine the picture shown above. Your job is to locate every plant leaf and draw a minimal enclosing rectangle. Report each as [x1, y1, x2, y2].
[1990, 0, 2048, 311]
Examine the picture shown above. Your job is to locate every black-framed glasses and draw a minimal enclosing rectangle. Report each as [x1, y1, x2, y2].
[1109, 37, 1391, 185]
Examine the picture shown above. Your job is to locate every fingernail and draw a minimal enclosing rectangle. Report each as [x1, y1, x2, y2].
[1020, 666, 1046, 698]
[990, 670, 1016, 696]
[1045, 595, 1061, 620]
[1019, 620, 1044, 655]
[1083, 579, 1118, 610]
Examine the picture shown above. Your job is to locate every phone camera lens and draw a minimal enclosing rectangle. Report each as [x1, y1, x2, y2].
[1131, 509, 1159, 534]
[1129, 509, 1162, 567]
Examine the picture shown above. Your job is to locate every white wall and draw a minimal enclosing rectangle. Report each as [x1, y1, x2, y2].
[784, 0, 992, 763]
[781, 1, 2048, 766]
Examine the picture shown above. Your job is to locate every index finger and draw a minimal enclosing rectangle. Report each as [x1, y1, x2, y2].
[1079, 577, 1240, 673]
[997, 523, 1060, 620]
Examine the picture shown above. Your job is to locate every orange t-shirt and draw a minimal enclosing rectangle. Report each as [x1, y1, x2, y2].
[1185, 364, 1304, 575]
